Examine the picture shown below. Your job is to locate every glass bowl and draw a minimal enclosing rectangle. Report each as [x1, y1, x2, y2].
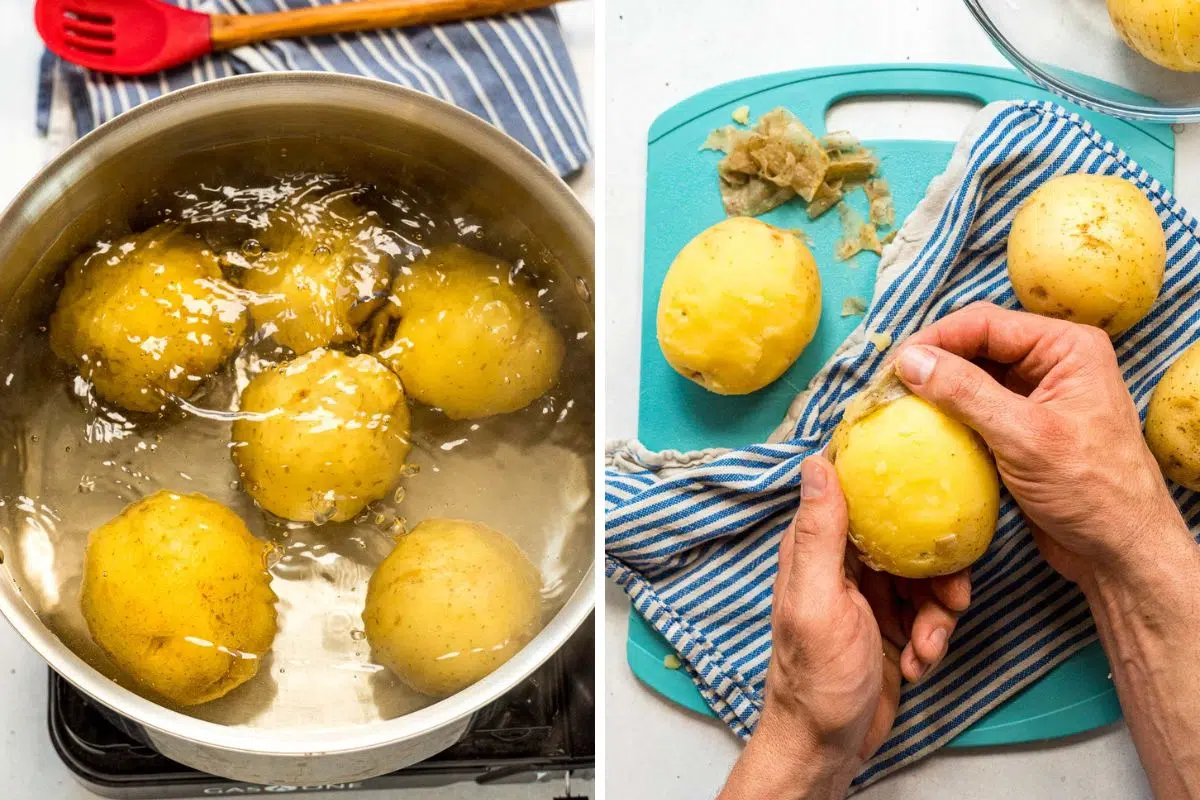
[964, 0, 1200, 122]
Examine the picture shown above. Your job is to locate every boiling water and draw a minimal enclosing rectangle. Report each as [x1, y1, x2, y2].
[0, 174, 593, 729]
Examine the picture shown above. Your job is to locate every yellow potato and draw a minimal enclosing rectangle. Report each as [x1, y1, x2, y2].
[1007, 174, 1165, 336]
[243, 192, 390, 355]
[832, 388, 1000, 579]
[50, 224, 248, 413]
[373, 245, 564, 420]
[232, 348, 411, 522]
[1146, 340, 1200, 489]
[1108, 0, 1200, 71]
[80, 491, 277, 707]
[656, 217, 821, 395]
[363, 518, 542, 697]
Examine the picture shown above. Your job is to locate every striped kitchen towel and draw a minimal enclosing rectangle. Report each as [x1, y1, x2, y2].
[35, 0, 589, 178]
[606, 99, 1200, 791]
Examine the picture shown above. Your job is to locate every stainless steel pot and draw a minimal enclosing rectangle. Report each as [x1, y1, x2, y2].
[0, 73, 594, 785]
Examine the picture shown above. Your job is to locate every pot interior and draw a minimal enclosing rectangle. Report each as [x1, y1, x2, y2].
[0, 76, 594, 735]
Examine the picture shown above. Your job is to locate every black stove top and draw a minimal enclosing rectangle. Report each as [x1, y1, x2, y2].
[48, 617, 594, 799]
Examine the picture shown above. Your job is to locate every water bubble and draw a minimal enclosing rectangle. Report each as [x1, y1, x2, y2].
[350, 630, 367, 641]
[262, 541, 283, 569]
[392, 486, 406, 504]
[313, 244, 332, 257]
[241, 238, 263, 258]
[77, 475, 96, 493]
[310, 491, 338, 526]
[399, 464, 420, 478]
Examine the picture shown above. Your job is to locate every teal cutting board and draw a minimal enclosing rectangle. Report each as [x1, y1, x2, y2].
[629, 64, 1174, 747]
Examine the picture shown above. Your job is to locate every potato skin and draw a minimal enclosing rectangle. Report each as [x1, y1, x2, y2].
[232, 348, 411, 522]
[375, 245, 564, 420]
[80, 491, 277, 707]
[832, 395, 1000, 578]
[363, 518, 542, 697]
[1146, 340, 1200, 489]
[1007, 174, 1165, 336]
[656, 217, 821, 395]
[243, 195, 389, 355]
[1109, 0, 1200, 72]
[50, 224, 248, 412]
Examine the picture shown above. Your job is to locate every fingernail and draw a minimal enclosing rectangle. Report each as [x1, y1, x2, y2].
[898, 346, 936, 384]
[801, 457, 827, 499]
[929, 627, 948, 654]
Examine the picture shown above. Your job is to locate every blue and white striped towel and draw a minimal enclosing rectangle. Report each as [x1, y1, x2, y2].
[606, 99, 1200, 791]
[36, 0, 589, 177]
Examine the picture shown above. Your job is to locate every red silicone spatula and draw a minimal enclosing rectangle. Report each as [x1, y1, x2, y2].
[35, 0, 561, 76]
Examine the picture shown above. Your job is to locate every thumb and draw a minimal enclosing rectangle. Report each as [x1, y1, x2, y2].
[894, 344, 1040, 452]
[778, 456, 850, 601]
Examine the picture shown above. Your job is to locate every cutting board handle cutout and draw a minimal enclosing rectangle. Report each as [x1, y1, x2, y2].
[826, 95, 984, 142]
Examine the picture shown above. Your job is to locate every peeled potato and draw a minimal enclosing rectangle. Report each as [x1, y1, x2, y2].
[1108, 0, 1200, 72]
[1007, 174, 1165, 336]
[232, 348, 411, 522]
[832, 375, 1000, 578]
[50, 224, 248, 412]
[657, 217, 821, 395]
[242, 191, 390, 355]
[372, 245, 564, 420]
[363, 518, 542, 697]
[80, 491, 277, 706]
[1146, 340, 1200, 489]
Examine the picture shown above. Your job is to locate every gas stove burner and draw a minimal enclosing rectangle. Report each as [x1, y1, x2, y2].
[49, 619, 594, 798]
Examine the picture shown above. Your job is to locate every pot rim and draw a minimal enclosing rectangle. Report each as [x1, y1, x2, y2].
[0, 72, 596, 756]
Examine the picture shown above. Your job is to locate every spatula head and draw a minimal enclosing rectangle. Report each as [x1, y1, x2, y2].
[35, 0, 213, 76]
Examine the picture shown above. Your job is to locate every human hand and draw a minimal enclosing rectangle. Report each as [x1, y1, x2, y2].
[719, 456, 969, 800]
[893, 302, 1191, 589]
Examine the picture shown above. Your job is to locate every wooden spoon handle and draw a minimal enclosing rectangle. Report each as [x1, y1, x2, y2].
[210, 0, 563, 50]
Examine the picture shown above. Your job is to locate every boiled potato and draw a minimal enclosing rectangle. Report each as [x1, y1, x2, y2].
[1146, 340, 1200, 489]
[50, 224, 248, 412]
[363, 518, 542, 697]
[372, 245, 564, 420]
[232, 348, 411, 522]
[832, 382, 1000, 578]
[242, 191, 390, 355]
[1007, 174, 1165, 336]
[81, 491, 277, 707]
[657, 217, 821, 395]
[1109, 0, 1200, 72]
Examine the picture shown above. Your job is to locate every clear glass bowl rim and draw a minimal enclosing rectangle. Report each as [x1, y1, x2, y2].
[963, 0, 1200, 124]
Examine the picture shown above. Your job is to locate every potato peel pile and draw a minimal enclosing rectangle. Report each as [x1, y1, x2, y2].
[702, 107, 895, 260]
[702, 108, 830, 213]
[835, 203, 883, 261]
[865, 178, 896, 226]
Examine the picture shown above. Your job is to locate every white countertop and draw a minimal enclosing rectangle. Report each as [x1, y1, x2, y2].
[602, 0, 1182, 797]
[0, 1, 594, 798]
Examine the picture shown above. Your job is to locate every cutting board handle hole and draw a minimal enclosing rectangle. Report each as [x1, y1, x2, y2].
[825, 95, 983, 142]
